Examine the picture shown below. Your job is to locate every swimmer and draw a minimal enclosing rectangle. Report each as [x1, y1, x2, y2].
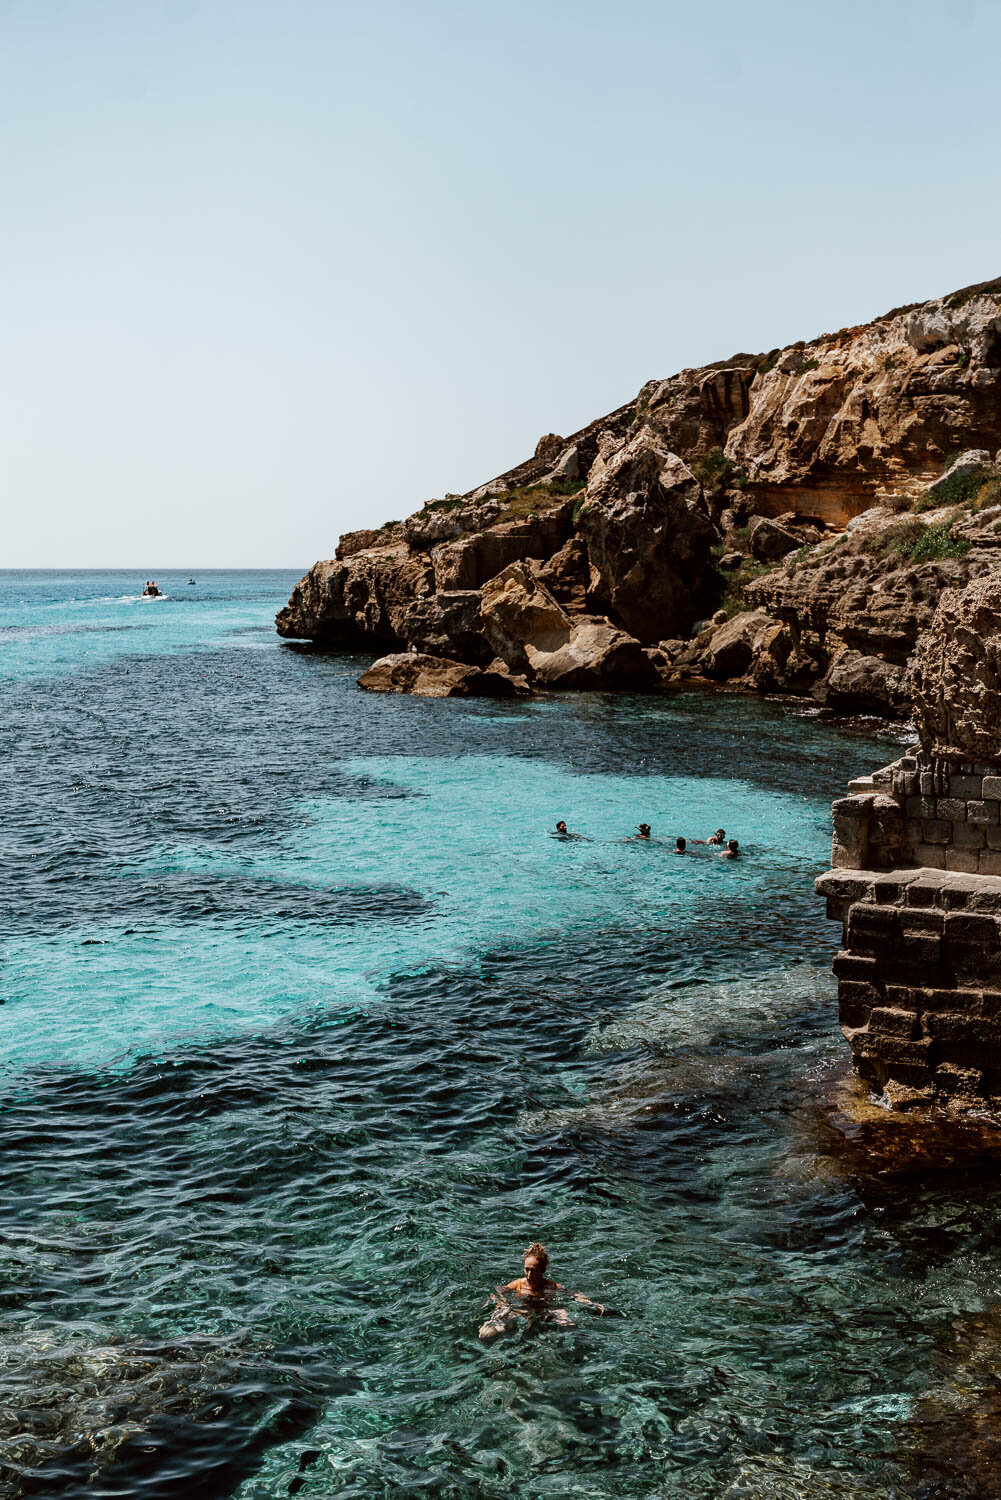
[721, 838, 740, 858]
[694, 829, 726, 846]
[552, 820, 589, 842]
[478, 1242, 605, 1340]
[674, 837, 687, 853]
[633, 824, 652, 840]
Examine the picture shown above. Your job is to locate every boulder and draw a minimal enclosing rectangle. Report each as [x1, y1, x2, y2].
[748, 515, 800, 561]
[576, 425, 715, 641]
[821, 651, 906, 714]
[550, 443, 581, 481]
[702, 609, 777, 679]
[531, 619, 659, 690]
[358, 652, 519, 698]
[479, 562, 572, 671]
[909, 572, 1001, 758]
[534, 433, 564, 463]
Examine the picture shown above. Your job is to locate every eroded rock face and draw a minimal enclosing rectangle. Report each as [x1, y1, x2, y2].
[279, 275, 1001, 704]
[576, 428, 714, 641]
[910, 572, 1001, 758]
[276, 547, 435, 647]
[726, 285, 1001, 522]
[478, 562, 656, 689]
[358, 652, 519, 697]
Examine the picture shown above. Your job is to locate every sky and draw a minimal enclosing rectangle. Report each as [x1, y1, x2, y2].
[2, 0, 1000, 569]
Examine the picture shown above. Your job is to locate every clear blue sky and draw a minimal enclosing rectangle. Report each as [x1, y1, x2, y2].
[3, 0, 999, 568]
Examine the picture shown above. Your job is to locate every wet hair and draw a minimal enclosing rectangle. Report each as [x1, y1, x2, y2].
[638, 824, 651, 835]
[727, 839, 739, 851]
[675, 837, 686, 851]
[716, 829, 725, 838]
[524, 1241, 549, 1270]
[556, 821, 567, 833]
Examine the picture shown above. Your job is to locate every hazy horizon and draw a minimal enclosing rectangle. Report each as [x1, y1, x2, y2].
[3, 0, 1000, 569]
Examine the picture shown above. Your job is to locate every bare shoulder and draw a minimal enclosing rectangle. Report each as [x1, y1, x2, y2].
[547, 1278, 562, 1290]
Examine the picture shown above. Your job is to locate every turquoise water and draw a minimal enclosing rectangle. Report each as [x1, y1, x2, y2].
[2, 571, 996, 1497]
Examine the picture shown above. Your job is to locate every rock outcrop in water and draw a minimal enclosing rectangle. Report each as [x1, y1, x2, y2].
[278, 276, 1001, 707]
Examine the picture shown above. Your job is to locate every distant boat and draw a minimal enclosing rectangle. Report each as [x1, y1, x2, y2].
[187, 578, 196, 586]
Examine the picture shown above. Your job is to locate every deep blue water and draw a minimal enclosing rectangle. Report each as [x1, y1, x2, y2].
[1, 570, 997, 1498]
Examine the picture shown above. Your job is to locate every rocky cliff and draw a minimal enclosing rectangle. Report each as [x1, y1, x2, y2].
[278, 275, 1001, 708]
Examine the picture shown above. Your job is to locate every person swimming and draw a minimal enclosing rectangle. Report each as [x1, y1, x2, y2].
[478, 1242, 605, 1340]
[555, 821, 568, 835]
[694, 828, 725, 846]
[674, 837, 687, 853]
[721, 838, 740, 858]
[634, 824, 652, 840]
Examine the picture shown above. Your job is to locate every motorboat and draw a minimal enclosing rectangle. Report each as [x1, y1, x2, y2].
[141, 582, 164, 598]
[187, 578, 196, 585]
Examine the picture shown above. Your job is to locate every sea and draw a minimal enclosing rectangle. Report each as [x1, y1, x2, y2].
[2, 569, 999, 1498]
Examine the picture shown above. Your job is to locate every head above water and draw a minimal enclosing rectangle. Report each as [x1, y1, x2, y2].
[637, 824, 651, 838]
[715, 829, 725, 839]
[727, 839, 739, 852]
[555, 821, 568, 834]
[675, 837, 686, 852]
[524, 1241, 549, 1275]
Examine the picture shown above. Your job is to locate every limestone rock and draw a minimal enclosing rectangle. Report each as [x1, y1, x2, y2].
[479, 562, 572, 672]
[748, 515, 801, 561]
[358, 652, 519, 698]
[531, 619, 659, 691]
[276, 548, 435, 646]
[820, 650, 907, 714]
[534, 433, 564, 463]
[702, 609, 777, 680]
[550, 442, 581, 481]
[403, 499, 502, 550]
[576, 426, 715, 641]
[909, 572, 1001, 758]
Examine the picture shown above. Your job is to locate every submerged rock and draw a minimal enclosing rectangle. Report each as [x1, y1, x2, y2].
[0, 1329, 332, 1499]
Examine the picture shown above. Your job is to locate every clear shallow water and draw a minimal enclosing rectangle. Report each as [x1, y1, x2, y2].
[2, 571, 998, 1497]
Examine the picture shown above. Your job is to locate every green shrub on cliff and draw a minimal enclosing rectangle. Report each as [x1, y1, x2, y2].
[690, 447, 748, 490]
[909, 518, 970, 562]
[864, 515, 969, 563]
[864, 518, 925, 557]
[914, 463, 995, 512]
[719, 558, 775, 618]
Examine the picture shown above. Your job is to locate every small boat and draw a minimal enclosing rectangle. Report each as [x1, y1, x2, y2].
[187, 578, 196, 586]
[140, 582, 163, 598]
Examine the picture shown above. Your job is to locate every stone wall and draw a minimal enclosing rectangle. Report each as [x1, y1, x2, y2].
[817, 865, 1001, 1108]
[819, 748, 1001, 1108]
[831, 752, 1001, 878]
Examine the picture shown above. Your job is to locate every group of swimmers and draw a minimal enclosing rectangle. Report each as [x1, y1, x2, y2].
[553, 821, 741, 858]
